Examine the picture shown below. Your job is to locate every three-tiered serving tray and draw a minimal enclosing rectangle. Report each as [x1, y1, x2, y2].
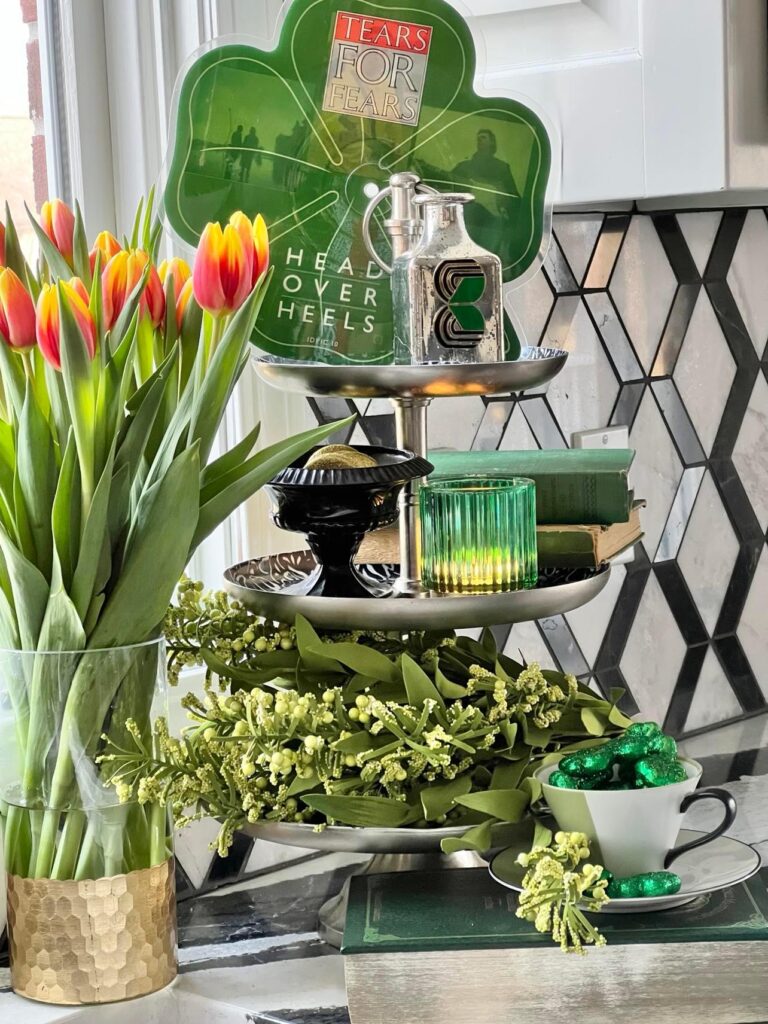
[225, 346, 611, 945]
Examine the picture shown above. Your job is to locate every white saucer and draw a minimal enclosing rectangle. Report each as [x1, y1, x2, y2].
[489, 829, 761, 913]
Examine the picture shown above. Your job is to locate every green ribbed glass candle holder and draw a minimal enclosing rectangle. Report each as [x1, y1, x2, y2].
[420, 477, 537, 593]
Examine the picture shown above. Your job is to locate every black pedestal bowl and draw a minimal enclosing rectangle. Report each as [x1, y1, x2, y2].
[266, 445, 433, 598]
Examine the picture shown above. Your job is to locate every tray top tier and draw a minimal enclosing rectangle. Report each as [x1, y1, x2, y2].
[254, 347, 567, 399]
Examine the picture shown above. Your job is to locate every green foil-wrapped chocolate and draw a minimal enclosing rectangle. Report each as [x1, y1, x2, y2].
[606, 871, 682, 899]
[549, 769, 612, 790]
[648, 734, 678, 760]
[559, 744, 616, 778]
[635, 755, 687, 788]
[623, 722, 662, 740]
[617, 762, 643, 788]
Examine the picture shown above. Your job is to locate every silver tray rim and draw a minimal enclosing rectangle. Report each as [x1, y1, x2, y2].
[253, 347, 567, 398]
[224, 554, 611, 630]
[243, 819, 521, 853]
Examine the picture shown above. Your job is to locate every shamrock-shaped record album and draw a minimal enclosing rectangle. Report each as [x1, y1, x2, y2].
[164, 0, 553, 364]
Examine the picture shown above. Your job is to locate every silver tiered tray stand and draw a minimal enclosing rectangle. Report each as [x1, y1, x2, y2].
[224, 345, 610, 947]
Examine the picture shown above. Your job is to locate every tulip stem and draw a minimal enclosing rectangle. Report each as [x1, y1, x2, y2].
[208, 316, 224, 363]
[21, 350, 34, 385]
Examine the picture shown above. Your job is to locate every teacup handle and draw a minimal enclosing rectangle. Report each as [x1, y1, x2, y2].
[664, 787, 737, 869]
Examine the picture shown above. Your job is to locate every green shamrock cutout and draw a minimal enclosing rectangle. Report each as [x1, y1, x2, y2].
[164, 0, 552, 365]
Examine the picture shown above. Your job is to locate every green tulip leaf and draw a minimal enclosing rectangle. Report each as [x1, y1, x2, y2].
[440, 819, 494, 855]
[301, 794, 413, 828]
[401, 653, 443, 708]
[580, 706, 610, 737]
[420, 775, 472, 821]
[455, 787, 530, 822]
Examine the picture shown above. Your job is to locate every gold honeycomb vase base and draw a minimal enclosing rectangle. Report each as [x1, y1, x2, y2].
[7, 859, 177, 1005]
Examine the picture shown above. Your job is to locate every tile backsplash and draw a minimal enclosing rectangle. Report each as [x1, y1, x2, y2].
[312, 207, 768, 740]
[3, 207, 766, 932]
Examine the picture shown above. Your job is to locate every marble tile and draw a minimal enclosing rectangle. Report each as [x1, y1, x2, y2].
[620, 572, 687, 724]
[584, 214, 630, 290]
[175, 818, 223, 889]
[732, 372, 768, 532]
[727, 209, 768, 355]
[245, 840, 314, 876]
[565, 563, 627, 668]
[503, 620, 558, 671]
[629, 390, 684, 559]
[178, 957, 347, 1017]
[683, 647, 743, 733]
[677, 472, 739, 634]
[499, 404, 538, 450]
[504, 267, 554, 349]
[472, 401, 512, 451]
[544, 301, 619, 441]
[519, 398, 567, 449]
[541, 295, 580, 350]
[656, 466, 705, 563]
[553, 213, 603, 286]
[681, 710, 768, 759]
[427, 396, 485, 451]
[677, 211, 722, 277]
[536, 616, 589, 677]
[543, 236, 577, 294]
[738, 546, 768, 700]
[673, 291, 736, 455]
[610, 215, 677, 374]
[584, 292, 643, 383]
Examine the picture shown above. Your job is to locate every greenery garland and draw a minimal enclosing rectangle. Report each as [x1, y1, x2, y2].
[103, 580, 632, 856]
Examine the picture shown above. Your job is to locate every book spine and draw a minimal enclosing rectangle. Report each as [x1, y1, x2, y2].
[536, 529, 597, 568]
[531, 473, 629, 525]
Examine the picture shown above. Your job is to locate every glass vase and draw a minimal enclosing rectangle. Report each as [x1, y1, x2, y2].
[0, 639, 178, 1004]
[420, 477, 538, 593]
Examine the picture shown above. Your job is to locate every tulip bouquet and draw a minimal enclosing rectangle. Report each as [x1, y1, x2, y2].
[0, 194, 347, 882]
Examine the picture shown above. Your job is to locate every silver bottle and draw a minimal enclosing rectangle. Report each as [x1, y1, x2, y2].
[391, 193, 504, 365]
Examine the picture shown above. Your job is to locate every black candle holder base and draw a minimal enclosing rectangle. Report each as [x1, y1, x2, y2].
[266, 446, 432, 599]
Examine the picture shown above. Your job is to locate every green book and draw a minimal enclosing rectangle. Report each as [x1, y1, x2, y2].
[342, 868, 768, 1024]
[428, 449, 635, 525]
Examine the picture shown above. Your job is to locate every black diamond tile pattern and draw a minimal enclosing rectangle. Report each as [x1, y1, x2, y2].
[4, 209, 767, 917]
[307, 208, 768, 742]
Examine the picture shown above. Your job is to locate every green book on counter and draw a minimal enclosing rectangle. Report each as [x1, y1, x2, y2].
[342, 867, 768, 1024]
[429, 449, 634, 525]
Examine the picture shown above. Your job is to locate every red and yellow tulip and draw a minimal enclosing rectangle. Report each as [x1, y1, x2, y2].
[40, 199, 76, 265]
[36, 278, 96, 370]
[228, 212, 270, 288]
[0, 268, 36, 352]
[89, 230, 122, 274]
[192, 218, 264, 317]
[102, 249, 165, 330]
[160, 257, 194, 330]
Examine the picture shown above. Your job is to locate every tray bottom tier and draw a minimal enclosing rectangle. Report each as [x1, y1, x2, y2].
[225, 552, 611, 629]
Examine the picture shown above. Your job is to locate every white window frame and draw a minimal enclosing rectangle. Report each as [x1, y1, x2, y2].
[46, 0, 309, 586]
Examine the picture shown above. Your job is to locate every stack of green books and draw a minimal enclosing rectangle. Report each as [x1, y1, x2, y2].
[342, 867, 768, 1024]
[428, 449, 643, 567]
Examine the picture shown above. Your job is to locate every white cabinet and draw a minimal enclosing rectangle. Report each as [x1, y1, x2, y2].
[98, 0, 768, 227]
[458, 0, 768, 203]
[214, 0, 768, 203]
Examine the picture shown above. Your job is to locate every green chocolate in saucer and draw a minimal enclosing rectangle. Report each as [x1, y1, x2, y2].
[606, 871, 682, 899]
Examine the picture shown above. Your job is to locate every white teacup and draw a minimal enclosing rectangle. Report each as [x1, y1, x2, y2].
[535, 757, 737, 877]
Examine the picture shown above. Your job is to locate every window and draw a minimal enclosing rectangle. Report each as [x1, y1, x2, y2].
[0, 0, 49, 258]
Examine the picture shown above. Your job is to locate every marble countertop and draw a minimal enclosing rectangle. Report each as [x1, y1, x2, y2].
[2, 717, 768, 1023]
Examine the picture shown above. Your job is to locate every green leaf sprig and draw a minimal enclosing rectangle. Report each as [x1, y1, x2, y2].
[103, 583, 633, 857]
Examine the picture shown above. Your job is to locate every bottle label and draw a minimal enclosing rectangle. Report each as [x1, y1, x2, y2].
[323, 11, 433, 126]
[433, 259, 487, 348]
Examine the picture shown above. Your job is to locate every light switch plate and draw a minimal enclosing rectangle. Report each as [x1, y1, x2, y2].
[571, 425, 630, 449]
